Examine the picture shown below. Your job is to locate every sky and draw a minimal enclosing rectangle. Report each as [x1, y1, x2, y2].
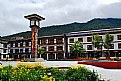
[0, 0, 121, 36]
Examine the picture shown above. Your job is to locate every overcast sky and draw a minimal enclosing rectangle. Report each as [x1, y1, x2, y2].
[0, 0, 121, 36]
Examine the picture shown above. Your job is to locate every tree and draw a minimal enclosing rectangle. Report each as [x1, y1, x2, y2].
[103, 33, 114, 58]
[70, 41, 85, 58]
[92, 34, 103, 58]
[38, 47, 44, 58]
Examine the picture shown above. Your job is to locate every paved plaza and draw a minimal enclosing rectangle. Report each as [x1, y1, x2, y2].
[1, 61, 121, 81]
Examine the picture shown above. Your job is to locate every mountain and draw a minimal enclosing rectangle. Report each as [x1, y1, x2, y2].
[84, 18, 121, 30]
[2, 18, 121, 41]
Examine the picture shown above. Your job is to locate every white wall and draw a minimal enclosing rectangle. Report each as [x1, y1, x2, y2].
[68, 33, 121, 52]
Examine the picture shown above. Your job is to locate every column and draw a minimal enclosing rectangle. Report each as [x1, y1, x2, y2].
[54, 39, 56, 44]
[64, 34, 67, 58]
[40, 54, 41, 58]
[46, 46, 48, 51]
[47, 53, 48, 60]
[64, 53, 65, 59]
[46, 39, 48, 44]
[55, 53, 56, 59]
[63, 45, 65, 58]
[115, 52, 117, 57]
[62, 38, 64, 43]
[30, 55, 31, 58]
[39, 40, 41, 44]
[54, 46, 56, 51]
[1, 55, 3, 59]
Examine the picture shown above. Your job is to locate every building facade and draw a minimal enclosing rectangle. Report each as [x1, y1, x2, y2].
[1, 28, 121, 60]
[67, 28, 121, 58]
[1, 16, 121, 60]
[0, 39, 8, 60]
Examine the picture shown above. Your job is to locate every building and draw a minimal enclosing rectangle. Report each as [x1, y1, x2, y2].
[1, 17, 121, 60]
[0, 38, 8, 60]
[67, 28, 121, 58]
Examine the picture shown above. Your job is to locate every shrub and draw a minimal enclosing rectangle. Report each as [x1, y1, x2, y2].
[0, 63, 99, 81]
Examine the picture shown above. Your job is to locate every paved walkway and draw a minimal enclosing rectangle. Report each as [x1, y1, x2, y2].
[84, 65, 121, 81]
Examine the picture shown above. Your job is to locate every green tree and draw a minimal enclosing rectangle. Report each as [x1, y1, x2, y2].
[92, 34, 103, 58]
[103, 33, 114, 58]
[38, 47, 44, 58]
[70, 41, 85, 58]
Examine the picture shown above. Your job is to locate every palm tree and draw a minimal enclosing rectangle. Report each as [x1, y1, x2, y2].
[103, 33, 114, 58]
[92, 34, 103, 58]
[70, 41, 85, 58]
[38, 47, 44, 58]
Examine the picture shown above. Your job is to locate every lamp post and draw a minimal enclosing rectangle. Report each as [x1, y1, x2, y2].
[47, 69, 54, 81]
[47, 70, 52, 77]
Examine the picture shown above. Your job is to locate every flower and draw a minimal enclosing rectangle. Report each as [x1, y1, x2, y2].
[0, 65, 2, 68]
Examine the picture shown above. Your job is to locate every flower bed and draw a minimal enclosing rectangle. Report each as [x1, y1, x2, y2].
[78, 61, 121, 69]
[71, 58, 93, 61]
[0, 63, 99, 81]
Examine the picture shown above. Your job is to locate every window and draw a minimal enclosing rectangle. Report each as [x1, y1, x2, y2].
[25, 48, 29, 53]
[8, 49, 10, 53]
[10, 49, 13, 53]
[56, 38, 63, 44]
[87, 37, 92, 42]
[29, 42, 31, 46]
[29, 48, 31, 53]
[118, 43, 121, 49]
[23, 48, 25, 53]
[20, 42, 23, 47]
[78, 38, 83, 42]
[20, 49, 23, 53]
[11, 43, 13, 47]
[69, 38, 74, 43]
[3, 49, 7, 53]
[31, 20, 35, 25]
[3, 44, 7, 48]
[41, 39, 47, 44]
[109, 44, 114, 49]
[42, 47, 46, 51]
[15, 43, 18, 47]
[13, 49, 15, 53]
[48, 38, 54, 44]
[57, 46, 63, 51]
[26, 42, 29, 46]
[117, 35, 121, 40]
[23, 42, 26, 46]
[3, 55, 6, 58]
[48, 46, 54, 51]
[13, 43, 15, 47]
[48, 39, 54, 44]
[15, 49, 19, 53]
[35, 20, 39, 26]
[87, 45, 92, 50]
[18, 43, 20, 47]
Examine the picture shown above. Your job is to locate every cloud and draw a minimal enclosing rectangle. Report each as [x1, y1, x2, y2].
[96, 2, 121, 18]
[0, 0, 121, 36]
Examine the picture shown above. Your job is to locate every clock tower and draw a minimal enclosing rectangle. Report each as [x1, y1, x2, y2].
[24, 14, 45, 58]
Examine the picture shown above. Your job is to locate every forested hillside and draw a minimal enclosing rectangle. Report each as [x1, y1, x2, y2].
[2, 18, 121, 41]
